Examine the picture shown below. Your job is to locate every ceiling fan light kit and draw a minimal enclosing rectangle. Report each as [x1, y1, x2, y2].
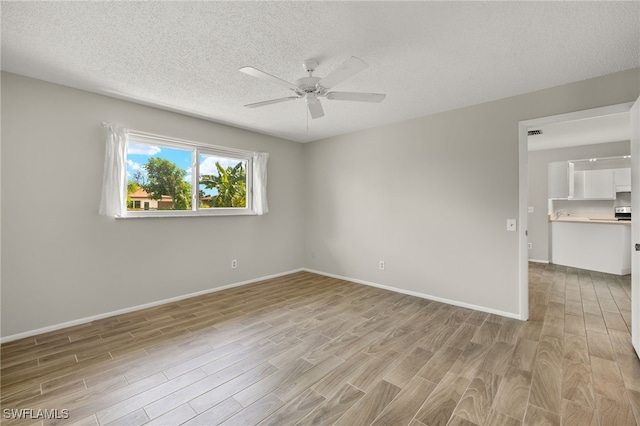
[240, 56, 386, 119]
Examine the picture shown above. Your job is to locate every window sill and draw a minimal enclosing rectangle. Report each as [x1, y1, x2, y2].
[117, 209, 257, 219]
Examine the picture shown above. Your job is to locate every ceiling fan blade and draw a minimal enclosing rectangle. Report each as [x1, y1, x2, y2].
[326, 92, 386, 103]
[244, 96, 299, 108]
[306, 97, 324, 119]
[239, 66, 298, 91]
[318, 56, 368, 89]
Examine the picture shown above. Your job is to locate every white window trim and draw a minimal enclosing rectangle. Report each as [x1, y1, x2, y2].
[100, 124, 268, 219]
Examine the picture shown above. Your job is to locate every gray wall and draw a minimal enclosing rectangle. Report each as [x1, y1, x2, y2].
[2, 68, 639, 339]
[303, 68, 640, 317]
[1, 72, 305, 338]
[528, 141, 631, 262]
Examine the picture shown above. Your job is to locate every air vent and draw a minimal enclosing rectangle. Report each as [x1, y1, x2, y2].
[528, 129, 543, 136]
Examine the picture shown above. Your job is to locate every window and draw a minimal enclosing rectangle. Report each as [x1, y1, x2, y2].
[197, 152, 249, 209]
[99, 124, 268, 218]
[126, 142, 195, 212]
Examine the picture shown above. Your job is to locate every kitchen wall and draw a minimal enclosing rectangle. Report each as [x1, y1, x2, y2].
[528, 142, 630, 262]
[1, 72, 305, 339]
[304, 68, 640, 318]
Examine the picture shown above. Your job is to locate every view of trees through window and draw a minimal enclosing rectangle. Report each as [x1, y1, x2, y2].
[126, 142, 248, 211]
[199, 153, 247, 208]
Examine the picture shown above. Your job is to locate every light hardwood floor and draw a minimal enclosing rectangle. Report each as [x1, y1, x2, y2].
[1, 264, 639, 425]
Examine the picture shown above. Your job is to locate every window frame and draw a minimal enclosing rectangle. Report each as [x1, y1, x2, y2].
[124, 131, 256, 218]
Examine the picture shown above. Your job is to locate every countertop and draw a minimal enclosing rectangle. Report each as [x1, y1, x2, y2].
[549, 216, 632, 225]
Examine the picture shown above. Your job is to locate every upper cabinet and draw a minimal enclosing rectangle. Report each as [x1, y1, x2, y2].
[573, 169, 615, 199]
[548, 161, 572, 199]
[547, 157, 631, 201]
[614, 168, 631, 192]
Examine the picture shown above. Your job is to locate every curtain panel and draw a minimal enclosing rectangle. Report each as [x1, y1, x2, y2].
[252, 151, 269, 215]
[99, 124, 128, 218]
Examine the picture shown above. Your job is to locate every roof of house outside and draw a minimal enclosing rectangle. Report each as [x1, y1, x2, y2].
[130, 188, 172, 200]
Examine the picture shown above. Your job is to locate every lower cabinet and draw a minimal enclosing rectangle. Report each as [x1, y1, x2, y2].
[550, 221, 631, 275]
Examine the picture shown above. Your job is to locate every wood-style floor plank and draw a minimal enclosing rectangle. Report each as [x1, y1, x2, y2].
[452, 369, 501, 425]
[1, 266, 638, 425]
[332, 379, 401, 426]
[414, 372, 470, 426]
[294, 383, 364, 426]
[370, 376, 435, 425]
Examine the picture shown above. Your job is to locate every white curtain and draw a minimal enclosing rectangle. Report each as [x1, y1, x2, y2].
[99, 124, 128, 217]
[252, 151, 269, 215]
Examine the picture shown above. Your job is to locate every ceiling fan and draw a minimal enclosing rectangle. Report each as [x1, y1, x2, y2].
[239, 56, 386, 119]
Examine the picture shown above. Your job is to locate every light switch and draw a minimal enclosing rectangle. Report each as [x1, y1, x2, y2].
[507, 219, 517, 231]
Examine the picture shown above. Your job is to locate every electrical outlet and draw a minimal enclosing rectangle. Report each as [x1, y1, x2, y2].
[379, 260, 385, 270]
[231, 259, 237, 269]
[528, 206, 534, 213]
[528, 243, 533, 249]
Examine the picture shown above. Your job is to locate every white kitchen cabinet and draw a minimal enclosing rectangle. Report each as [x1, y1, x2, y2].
[548, 162, 627, 200]
[550, 221, 631, 275]
[573, 170, 585, 199]
[614, 167, 631, 192]
[572, 169, 615, 200]
[585, 169, 615, 199]
[548, 161, 571, 199]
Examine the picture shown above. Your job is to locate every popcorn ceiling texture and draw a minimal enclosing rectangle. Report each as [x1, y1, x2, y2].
[1, 1, 638, 143]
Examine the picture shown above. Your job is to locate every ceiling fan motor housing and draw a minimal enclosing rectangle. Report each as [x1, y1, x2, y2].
[295, 77, 323, 94]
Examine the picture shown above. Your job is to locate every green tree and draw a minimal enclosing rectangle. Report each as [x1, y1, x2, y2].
[127, 180, 140, 194]
[127, 180, 140, 208]
[200, 162, 246, 207]
[143, 157, 191, 210]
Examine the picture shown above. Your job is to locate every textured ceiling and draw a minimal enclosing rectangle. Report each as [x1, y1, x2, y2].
[2, 1, 639, 143]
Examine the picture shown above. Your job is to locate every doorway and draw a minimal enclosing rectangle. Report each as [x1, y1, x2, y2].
[518, 102, 634, 320]
[518, 98, 640, 355]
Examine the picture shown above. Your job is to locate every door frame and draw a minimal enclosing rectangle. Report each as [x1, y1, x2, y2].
[630, 97, 639, 357]
[518, 102, 634, 321]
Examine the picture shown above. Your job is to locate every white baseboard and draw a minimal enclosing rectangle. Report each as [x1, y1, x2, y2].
[303, 268, 523, 320]
[0, 268, 305, 344]
[2, 266, 525, 343]
[528, 259, 550, 264]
